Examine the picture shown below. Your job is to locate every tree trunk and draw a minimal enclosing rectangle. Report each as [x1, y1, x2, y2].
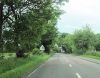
[0, 2, 3, 51]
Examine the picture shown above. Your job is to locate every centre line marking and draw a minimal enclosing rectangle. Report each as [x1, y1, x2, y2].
[76, 73, 82, 78]
[69, 64, 72, 67]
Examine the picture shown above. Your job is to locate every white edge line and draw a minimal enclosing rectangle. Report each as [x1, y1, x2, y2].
[76, 73, 82, 78]
[27, 56, 51, 78]
[27, 63, 45, 78]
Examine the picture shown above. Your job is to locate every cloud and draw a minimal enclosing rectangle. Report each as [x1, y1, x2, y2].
[57, 0, 100, 33]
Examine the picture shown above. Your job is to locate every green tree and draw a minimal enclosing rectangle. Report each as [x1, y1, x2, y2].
[0, 0, 68, 53]
[94, 34, 100, 51]
[55, 33, 73, 53]
[41, 6, 62, 53]
[73, 26, 95, 54]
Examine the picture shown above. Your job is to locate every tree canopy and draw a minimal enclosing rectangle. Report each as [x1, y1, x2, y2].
[0, 0, 68, 52]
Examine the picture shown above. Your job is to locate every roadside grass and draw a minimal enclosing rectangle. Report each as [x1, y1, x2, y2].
[0, 54, 50, 78]
[0, 53, 15, 59]
[81, 51, 100, 60]
[82, 55, 100, 60]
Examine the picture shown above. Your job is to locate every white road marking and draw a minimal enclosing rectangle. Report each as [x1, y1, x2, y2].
[27, 63, 45, 78]
[69, 64, 72, 67]
[76, 73, 82, 78]
[26, 58, 51, 78]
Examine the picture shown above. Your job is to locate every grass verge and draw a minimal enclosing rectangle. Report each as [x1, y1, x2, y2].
[81, 54, 100, 60]
[0, 54, 50, 78]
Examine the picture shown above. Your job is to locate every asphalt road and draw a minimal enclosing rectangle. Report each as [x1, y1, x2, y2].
[27, 53, 100, 78]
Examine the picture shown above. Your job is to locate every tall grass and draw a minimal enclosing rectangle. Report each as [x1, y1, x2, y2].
[0, 57, 32, 74]
[0, 54, 50, 78]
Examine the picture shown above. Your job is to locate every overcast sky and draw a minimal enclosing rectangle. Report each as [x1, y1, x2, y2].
[57, 0, 100, 33]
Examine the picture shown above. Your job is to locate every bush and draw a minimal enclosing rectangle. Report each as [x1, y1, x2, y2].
[32, 48, 41, 55]
[74, 48, 86, 55]
[53, 47, 60, 53]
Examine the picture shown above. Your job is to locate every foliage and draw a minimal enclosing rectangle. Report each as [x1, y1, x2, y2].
[94, 34, 100, 51]
[41, 6, 62, 53]
[0, 0, 68, 53]
[32, 48, 41, 55]
[73, 26, 95, 54]
[74, 48, 86, 55]
[53, 45, 60, 53]
[55, 26, 99, 54]
[41, 26, 58, 53]
[55, 33, 73, 53]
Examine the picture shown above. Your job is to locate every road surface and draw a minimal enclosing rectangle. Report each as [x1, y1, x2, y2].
[27, 53, 100, 78]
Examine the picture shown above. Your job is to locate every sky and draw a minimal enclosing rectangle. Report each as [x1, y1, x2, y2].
[57, 0, 100, 33]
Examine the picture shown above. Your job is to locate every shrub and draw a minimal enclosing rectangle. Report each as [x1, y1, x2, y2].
[32, 48, 41, 55]
[53, 47, 60, 53]
[74, 48, 86, 55]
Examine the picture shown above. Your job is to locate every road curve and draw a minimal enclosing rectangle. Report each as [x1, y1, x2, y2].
[27, 53, 100, 78]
